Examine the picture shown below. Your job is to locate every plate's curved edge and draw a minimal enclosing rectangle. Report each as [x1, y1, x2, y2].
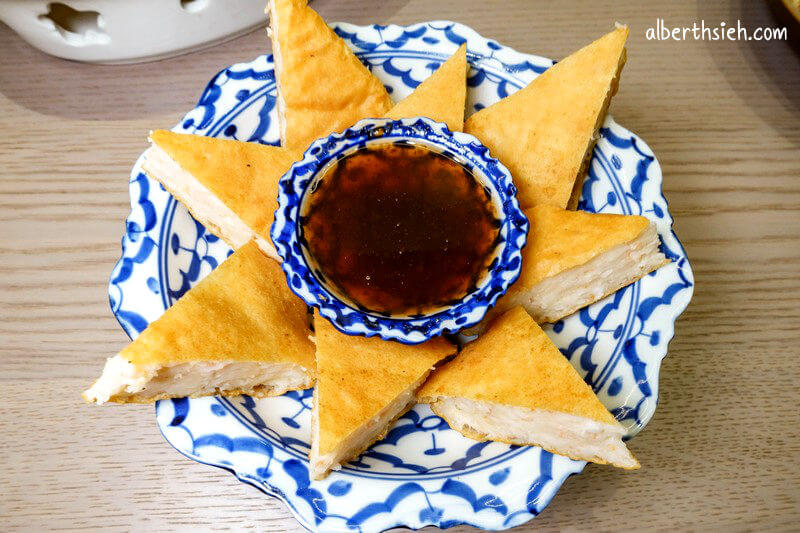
[106, 20, 695, 533]
[601, 117, 695, 435]
[155, 397, 589, 532]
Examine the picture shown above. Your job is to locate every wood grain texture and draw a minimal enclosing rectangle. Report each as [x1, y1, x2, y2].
[2, 0, 799, 531]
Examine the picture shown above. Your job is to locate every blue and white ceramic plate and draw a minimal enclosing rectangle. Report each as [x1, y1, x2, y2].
[110, 21, 694, 532]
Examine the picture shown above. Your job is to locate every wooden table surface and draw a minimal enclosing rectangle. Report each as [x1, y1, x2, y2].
[2, 0, 799, 531]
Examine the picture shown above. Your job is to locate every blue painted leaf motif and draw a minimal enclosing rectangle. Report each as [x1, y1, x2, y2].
[116, 309, 149, 334]
[637, 282, 688, 322]
[281, 416, 300, 429]
[489, 467, 510, 485]
[443, 25, 467, 45]
[467, 69, 486, 87]
[200, 254, 218, 271]
[134, 174, 157, 231]
[223, 124, 237, 138]
[496, 80, 510, 99]
[487, 40, 501, 50]
[170, 397, 189, 426]
[608, 376, 623, 396]
[196, 72, 222, 129]
[327, 480, 352, 497]
[653, 203, 664, 218]
[111, 236, 156, 285]
[552, 320, 564, 333]
[182, 118, 194, 129]
[422, 36, 439, 44]
[210, 404, 226, 416]
[578, 307, 595, 327]
[441, 479, 508, 515]
[194, 435, 273, 457]
[347, 483, 427, 527]
[382, 420, 426, 445]
[205, 233, 219, 243]
[622, 339, 651, 397]
[600, 126, 633, 148]
[613, 324, 623, 339]
[419, 506, 444, 523]
[235, 89, 250, 101]
[171, 233, 180, 254]
[650, 330, 661, 345]
[611, 154, 623, 169]
[526, 451, 554, 513]
[246, 94, 276, 143]
[283, 459, 327, 524]
[450, 441, 491, 470]
[607, 191, 617, 206]
[333, 27, 379, 51]
[382, 58, 422, 89]
[146, 277, 160, 294]
[236, 395, 269, 430]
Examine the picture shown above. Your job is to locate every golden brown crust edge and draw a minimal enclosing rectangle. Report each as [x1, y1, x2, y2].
[310, 369, 434, 480]
[566, 47, 628, 211]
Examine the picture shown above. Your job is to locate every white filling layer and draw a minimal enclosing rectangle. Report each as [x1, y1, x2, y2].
[510, 222, 665, 324]
[83, 354, 309, 404]
[310, 372, 429, 480]
[429, 396, 638, 469]
[142, 144, 279, 261]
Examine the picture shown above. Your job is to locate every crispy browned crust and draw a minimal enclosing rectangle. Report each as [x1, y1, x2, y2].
[566, 47, 628, 210]
[309, 374, 430, 480]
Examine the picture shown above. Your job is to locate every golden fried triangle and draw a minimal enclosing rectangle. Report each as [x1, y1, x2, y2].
[470, 205, 667, 330]
[144, 45, 470, 261]
[268, 0, 394, 150]
[83, 241, 315, 404]
[418, 306, 639, 469]
[143, 131, 301, 260]
[310, 312, 454, 479]
[385, 44, 468, 132]
[464, 25, 629, 209]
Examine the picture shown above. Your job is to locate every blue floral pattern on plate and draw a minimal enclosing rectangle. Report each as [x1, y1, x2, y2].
[271, 116, 528, 344]
[110, 21, 694, 532]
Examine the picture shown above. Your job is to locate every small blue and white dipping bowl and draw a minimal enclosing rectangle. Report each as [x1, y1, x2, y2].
[271, 117, 528, 344]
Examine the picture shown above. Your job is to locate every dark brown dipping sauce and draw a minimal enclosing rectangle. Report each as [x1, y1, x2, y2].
[301, 143, 500, 316]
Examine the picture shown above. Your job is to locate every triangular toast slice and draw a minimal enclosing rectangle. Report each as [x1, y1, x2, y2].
[385, 44, 468, 131]
[464, 25, 629, 209]
[418, 306, 639, 469]
[310, 312, 454, 479]
[471, 205, 667, 330]
[83, 241, 314, 404]
[143, 131, 300, 261]
[268, 0, 394, 150]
